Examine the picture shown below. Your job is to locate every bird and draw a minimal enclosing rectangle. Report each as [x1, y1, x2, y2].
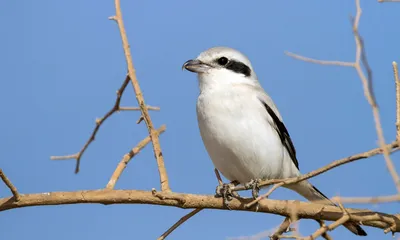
[182, 46, 367, 236]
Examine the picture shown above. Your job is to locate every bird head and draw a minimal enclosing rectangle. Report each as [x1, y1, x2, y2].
[182, 47, 258, 88]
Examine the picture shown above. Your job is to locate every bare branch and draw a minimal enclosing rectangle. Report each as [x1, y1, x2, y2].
[50, 75, 130, 172]
[270, 217, 292, 240]
[246, 183, 284, 208]
[332, 194, 400, 204]
[50, 76, 158, 173]
[305, 202, 350, 240]
[214, 168, 223, 186]
[284, 0, 400, 194]
[394, 61, 400, 141]
[0, 169, 20, 201]
[158, 208, 202, 240]
[1, 189, 399, 232]
[111, 0, 170, 192]
[118, 106, 160, 111]
[315, 220, 333, 240]
[352, 0, 400, 194]
[285, 51, 354, 67]
[106, 125, 166, 189]
[234, 141, 399, 193]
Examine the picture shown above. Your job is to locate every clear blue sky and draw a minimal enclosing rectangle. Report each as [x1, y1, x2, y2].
[1, 1, 399, 239]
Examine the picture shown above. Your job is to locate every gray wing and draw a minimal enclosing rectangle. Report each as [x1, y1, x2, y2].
[257, 96, 299, 170]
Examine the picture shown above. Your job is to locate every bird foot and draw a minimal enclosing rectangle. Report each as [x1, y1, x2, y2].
[243, 179, 261, 199]
[215, 181, 240, 210]
[243, 179, 261, 212]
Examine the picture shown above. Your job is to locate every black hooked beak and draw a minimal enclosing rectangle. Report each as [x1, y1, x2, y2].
[182, 59, 211, 73]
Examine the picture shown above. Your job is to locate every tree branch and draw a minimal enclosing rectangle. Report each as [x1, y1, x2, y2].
[50, 75, 159, 173]
[0, 169, 20, 201]
[270, 217, 292, 240]
[234, 140, 399, 193]
[110, 0, 170, 192]
[158, 208, 202, 240]
[393, 61, 400, 141]
[106, 125, 166, 189]
[1, 190, 399, 232]
[284, 0, 400, 194]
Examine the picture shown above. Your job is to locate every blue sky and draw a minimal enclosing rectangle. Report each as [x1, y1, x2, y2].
[1, 1, 399, 239]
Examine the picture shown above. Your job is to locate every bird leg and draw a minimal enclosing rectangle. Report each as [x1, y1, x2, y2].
[215, 180, 240, 210]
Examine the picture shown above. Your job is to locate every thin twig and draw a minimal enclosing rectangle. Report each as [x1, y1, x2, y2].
[304, 202, 350, 240]
[274, 235, 301, 239]
[157, 208, 202, 240]
[332, 194, 400, 204]
[234, 141, 399, 192]
[352, 0, 400, 194]
[51, 75, 130, 172]
[284, 0, 400, 194]
[50, 76, 159, 173]
[0, 169, 20, 201]
[285, 51, 354, 67]
[111, 0, 170, 192]
[246, 183, 284, 208]
[118, 106, 160, 111]
[270, 217, 292, 240]
[315, 220, 333, 240]
[106, 125, 166, 189]
[394, 61, 400, 141]
[214, 168, 223, 186]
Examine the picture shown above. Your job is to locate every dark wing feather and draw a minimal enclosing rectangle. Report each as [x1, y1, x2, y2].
[259, 100, 299, 170]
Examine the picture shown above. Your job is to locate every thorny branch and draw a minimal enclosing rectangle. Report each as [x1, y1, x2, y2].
[50, 75, 159, 173]
[109, 0, 170, 192]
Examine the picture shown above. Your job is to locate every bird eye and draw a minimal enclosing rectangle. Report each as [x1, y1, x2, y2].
[217, 57, 228, 66]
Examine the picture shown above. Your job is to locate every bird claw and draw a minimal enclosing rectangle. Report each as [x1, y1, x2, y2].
[215, 182, 239, 210]
[244, 179, 261, 199]
[243, 179, 261, 212]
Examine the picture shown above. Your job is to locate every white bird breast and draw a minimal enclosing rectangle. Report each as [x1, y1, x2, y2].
[196, 84, 293, 184]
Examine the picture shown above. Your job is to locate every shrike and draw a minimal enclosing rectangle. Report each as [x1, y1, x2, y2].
[183, 46, 366, 236]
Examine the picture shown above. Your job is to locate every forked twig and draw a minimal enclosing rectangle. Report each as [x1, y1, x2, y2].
[50, 75, 159, 173]
[315, 220, 333, 240]
[270, 217, 292, 240]
[110, 0, 170, 192]
[0, 169, 20, 201]
[285, 0, 400, 194]
[234, 140, 399, 193]
[304, 202, 350, 240]
[106, 125, 166, 189]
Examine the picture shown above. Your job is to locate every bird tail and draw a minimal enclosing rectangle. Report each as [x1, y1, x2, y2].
[286, 181, 367, 236]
